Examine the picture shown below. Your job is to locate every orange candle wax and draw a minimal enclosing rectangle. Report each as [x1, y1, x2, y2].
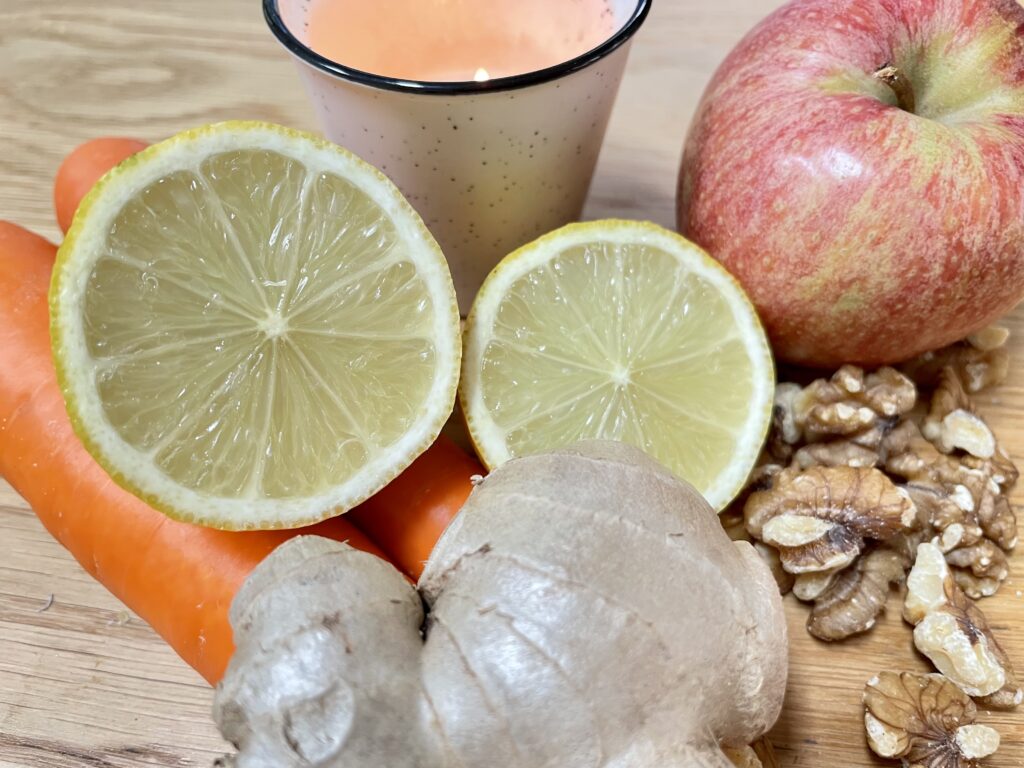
[306, 0, 618, 82]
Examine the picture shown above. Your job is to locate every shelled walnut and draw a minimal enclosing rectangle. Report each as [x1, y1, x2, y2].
[743, 463, 916, 639]
[793, 439, 879, 469]
[767, 383, 802, 463]
[946, 541, 1010, 600]
[724, 746, 762, 768]
[806, 546, 909, 641]
[720, 506, 750, 543]
[903, 543, 1022, 709]
[792, 567, 840, 602]
[753, 542, 794, 595]
[745, 466, 916, 574]
[864, 671, 1001, 767]
[976, 487, 1018, 550]
[922, 369, 996, 458]
[900, 329, 1010, 393]
[722, 466, 793, 595]
[724, 737, 778, 768]
[722, 464, 784, 530]
[770, 366, 916, 454]
[735, 328, 1018, 640]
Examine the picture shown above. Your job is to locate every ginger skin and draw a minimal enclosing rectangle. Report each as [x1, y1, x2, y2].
[213, 441, 788, 767]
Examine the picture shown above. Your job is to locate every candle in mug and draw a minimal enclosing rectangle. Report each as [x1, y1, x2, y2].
[265, 0, 651, 310]
[307, 0, 618, 82]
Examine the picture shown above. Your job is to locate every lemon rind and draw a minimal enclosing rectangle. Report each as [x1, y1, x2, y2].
[459, 219, 774, 511]
[51, 121, 461, 530]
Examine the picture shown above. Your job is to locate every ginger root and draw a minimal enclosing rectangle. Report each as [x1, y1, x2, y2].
[213, 441, 788, 767]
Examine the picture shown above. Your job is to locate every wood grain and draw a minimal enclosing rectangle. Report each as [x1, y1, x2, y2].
[0, 0, 1021, 765]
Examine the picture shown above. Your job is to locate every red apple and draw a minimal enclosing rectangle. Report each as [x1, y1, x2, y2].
[678, 0, 1024, 366]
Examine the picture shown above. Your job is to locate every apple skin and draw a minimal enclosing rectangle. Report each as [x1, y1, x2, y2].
[678, 0, 1024, 367]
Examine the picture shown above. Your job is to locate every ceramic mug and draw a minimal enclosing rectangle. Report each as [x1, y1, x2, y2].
[265, 0, 652, 313]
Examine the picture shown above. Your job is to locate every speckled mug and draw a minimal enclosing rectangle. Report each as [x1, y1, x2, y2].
[265, 0, 651, 312]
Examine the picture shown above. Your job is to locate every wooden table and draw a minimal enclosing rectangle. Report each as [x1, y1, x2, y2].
[0, 1, 1021, 765]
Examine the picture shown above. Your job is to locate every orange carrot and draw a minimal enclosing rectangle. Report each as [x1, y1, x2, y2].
[0, 221, 387, 684]
[350, 432, 483, 578]
[54, 137, 149, 233]
[0, 136, 483, 687]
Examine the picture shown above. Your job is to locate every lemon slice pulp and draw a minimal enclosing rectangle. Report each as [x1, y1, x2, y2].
[460, 220, 773, 510]
[51, 121, 461, 529]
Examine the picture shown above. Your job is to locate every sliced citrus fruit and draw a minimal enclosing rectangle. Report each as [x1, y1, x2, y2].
[51, 121, 461, 530]
[460, 219, 774, 510]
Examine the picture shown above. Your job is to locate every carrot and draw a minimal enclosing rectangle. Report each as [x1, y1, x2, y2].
[0, 135, 483, 685]
[54, 137, 149, 233]
[0, 221, 386, 684]
[349, 432, 483, 578]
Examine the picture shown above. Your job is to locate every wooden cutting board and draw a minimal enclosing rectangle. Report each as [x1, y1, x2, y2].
[0, 0, 1021, 765]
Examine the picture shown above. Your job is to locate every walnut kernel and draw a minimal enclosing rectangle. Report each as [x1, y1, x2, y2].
[793, 440, 879, 469]
[723, 738, 779, 768]
[903, 543, 1021, 708]
[792, 366, 914, 448]
[739, 335, 1016, 645]
[753, 542, 793, 595]
[921, 369, 998, 459]
[723, 745, 761, 768]
[885, 421, 1017, 597]
[768, 383, 802, 462]
[901, 338, 1009, 394]
[721, 506, 750, 543]
[864, 671, 1000, 767]
[792, 568, 840, 602]
[976, 493, 1017, 551]
[745, 466, 916, 574]
[806, 546, 907, 641]
[945, 541, 1010, 600]
[954, 724, 1001, 761]
[966, 325, 1010, 353]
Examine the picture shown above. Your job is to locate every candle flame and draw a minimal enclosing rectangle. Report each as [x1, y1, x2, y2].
[473, 67, 491, 82]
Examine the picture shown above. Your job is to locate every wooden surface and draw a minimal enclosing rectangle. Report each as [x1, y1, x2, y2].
[0, 0, 1022, 765]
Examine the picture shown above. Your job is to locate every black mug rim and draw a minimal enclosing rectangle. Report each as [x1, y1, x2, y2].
[263, 0, 653, 95]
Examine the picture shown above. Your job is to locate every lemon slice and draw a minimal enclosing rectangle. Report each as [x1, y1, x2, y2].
[51, 121, 461, 529]
[461, 220, 773, 510]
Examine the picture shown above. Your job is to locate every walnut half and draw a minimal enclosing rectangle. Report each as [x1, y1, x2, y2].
[900, 330, 1010, 394]
[922, 369, 995, 459]
[805, 545, 907, 641]
[864, 671, 1000, 767]
[723, 737, 778, 768]
[723, 745, 762, 768]
[903, 543, 1022, 709]
[793, 365, 915, 448]
[745, 466, 916, 574]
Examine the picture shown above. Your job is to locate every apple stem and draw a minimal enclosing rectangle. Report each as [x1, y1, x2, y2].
[873, 64, 916, 114]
